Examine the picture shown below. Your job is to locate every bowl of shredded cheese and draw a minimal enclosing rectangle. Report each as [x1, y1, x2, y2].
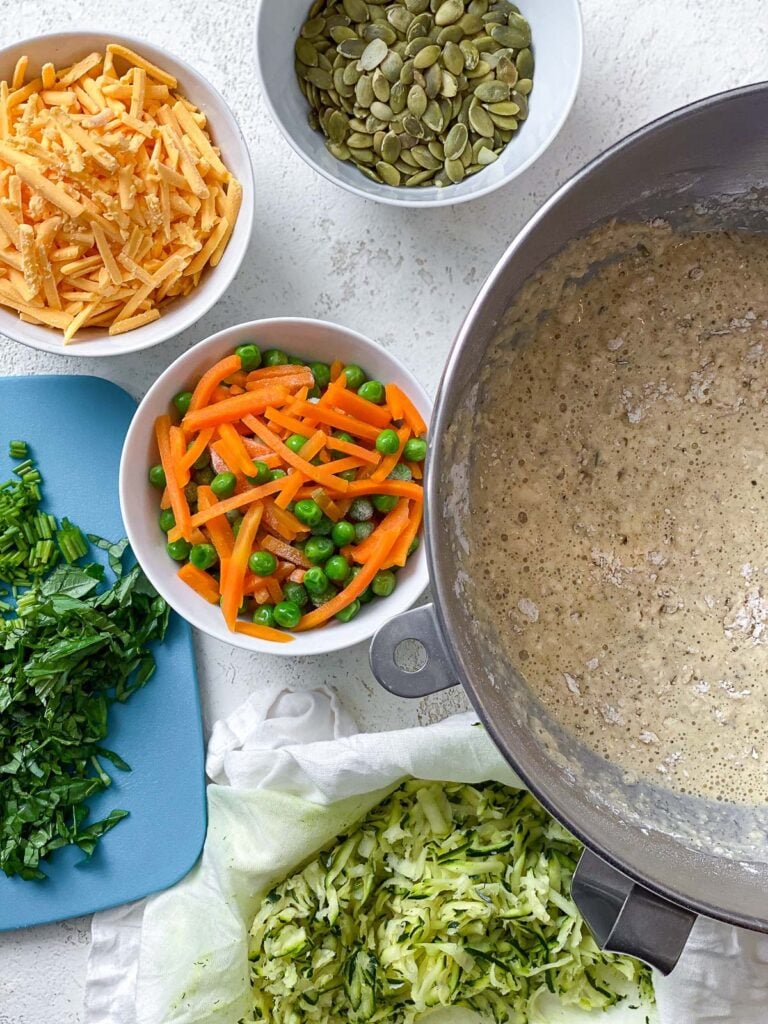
[0, 32, 254, 356]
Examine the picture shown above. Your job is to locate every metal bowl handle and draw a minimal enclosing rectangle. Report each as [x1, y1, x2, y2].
[369, 604, 460, 698]
[572, 847, 697, 974]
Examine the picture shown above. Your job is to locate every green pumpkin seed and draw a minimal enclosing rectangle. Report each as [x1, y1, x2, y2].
[405, 0, 429, 12]
[360, 37, 388, 69]
[489, 112, 518, 129]
[400, 148, 420, 167]
[424, 62, 443, 97]
[342, 0, 369, 21]
[381, 131, 402, 162]
[458, 12, 484, 33]
[486, 99, 519, 114]
[440, 69, 459, 97]
[474, 80, 509, 102]
[468, 101, 494, 137]
[507, 12, 531, 44]
[327, 140, 351, 160]
[338, 37, 367, 59]
[400, 58, 416, 85]
[330, 25, 359, 43]
[364, 22, 398, 43]
[511, 89, 528, 118]
[459, 39, 479, 70]
[402, 113, 425, 136]
[489, 22, 528, 48]
[411, 145, 442, 169]
[476, 145, 498, 165]
[372, 129, 386, 153]
[405, 35, 431, 57]
[413, 43, 441, 68]
[390, 80, 408, 112]
[305, 66, 334, 91]
[422, 98, 444, 132]
[380, 50, 403, 82]
[444, 156, 465, 182]
[516, 76, 532, 95]
[347, 131, 372, 148]
[295, 37, 319, 66]
[343, 61, 361, 85]
[326, 109, 349, 143]
[515, 46, 533, 78]
[428, 139, 445, 158]
[437, 24, 464, 44]
[407, 82, 428, 116]
[405, 169, 435, 185]
[302, 15, 326, 38]
[355, 74, 375, 106]
[482, 10, 505, 24]
[465, 59, 492, 78]
[408, 12, 434, 38]
[442, 40, 465, 75]
[387, 6, 414, 32]
[376, 160, 401, 185]
[370, 100, 394, 120]
[496, 54, 518, 85]
[443, 121, 468, 159]
[435, 0, 464, 26]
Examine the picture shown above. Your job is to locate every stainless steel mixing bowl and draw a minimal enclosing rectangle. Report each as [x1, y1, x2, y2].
[370, 82, 768, 973]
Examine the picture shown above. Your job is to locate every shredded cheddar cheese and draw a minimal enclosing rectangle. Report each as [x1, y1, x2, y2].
[0, 44, 242, 343]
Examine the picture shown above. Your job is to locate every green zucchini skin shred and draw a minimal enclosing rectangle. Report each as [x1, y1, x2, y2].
[248, 780, 653, 1023]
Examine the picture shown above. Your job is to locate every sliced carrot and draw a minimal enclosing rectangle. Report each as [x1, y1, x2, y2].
[382, 499, 423, 568]
[264, 405, 315, 436]
[229, 385, 245, 396]
[345, 478, 423, 501]
[262, 534, 310, 568]
[386, 383, 427, 435]
[288, 400, 381, 442]
[296, 501, 409, 630]
[275, 470, 306, 510]
[168, 477, 286, 541]
[246, 371, 313, 392]
[263, 499, 306, 540]
[285, 385, 310, 417]
[183, 384, 291, 431]
[218, 422, 258, 477]
[312, 488, 341, 522]
[211, 385, 231, 403]
[323, 456, 367, 475]
[160, 486, 171, 510]
[265, 576, 283, 604]
[224, 370, 248, 387]
[323, 383, 392, 429]
[330, 358, 344, 382]
[385, 383, 404, 421]
[370, 425, 411, 483]
[221, 501, 263, 630]
[325, 434, 379, 464]
[197, 485, 235, 559]
[180, 427, 214, 472]
[155, 415, 192, 541]
[247, 365, 313, 383]
[177, 562, 219, 604]
[234, 620, 294, 643]
[288, 567, 306, 583]
[189, 353, 242, 412]
[169, 425, 187, 486]
[408, 461, 423, 480]
[275, 561, 294, 582]
[244, 416, 350, 492]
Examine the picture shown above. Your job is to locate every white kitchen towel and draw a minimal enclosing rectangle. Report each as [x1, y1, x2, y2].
[84, 680, 756, 1024]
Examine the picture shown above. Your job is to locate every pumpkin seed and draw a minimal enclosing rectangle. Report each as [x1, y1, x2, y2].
[459, 38, 479, 70]
[343, 62, 361, 85]
[506, 12, 531, 45]
[355, 74, 375, 106]
[363, 22, 398, 43]
[424, 62, 443, 97]
[428, 139, 445, 159]
[330, 25, 359, 42]
[434, 0, 463, 26]
[327, 140, 351, 160]
[468, 101, 494, 137]
[496, 54, 518, 86]
[295, 38, 319, 66]
[489, 22, 528, 48]
[515, 46, 533, 78]
[402, 113, 425, 136]
[474, 80, 509, 102]
[338, 37, 367, 58]
[372, 68, 391, 100]
[405, 169, 435, 185]
[360, 37, 389, 69]
[390, 80, 408, 112]
[370, 100, 394, 120]
[423, 98, 444, 132]
[407, 82, 428, 116]
[458, 13, 484, 33]
[486, 99, 519, 114]
[347, 131, 373, 147]
[444, 156, 465, 182]
[442, 40, 465, 75]
[400, 58, 415, 85]
[342, 0, 369, 21]
[411, 145, 442, 169]
[327, 109, 350, 142]
[380, 50, 403, 82]
[387, 6, 414, 31]
[516, 76, 532, 95]
[413, 43, 441, 68]
[440, 69, 459, 97]
[489, 112, 518, 129]
[476, 145, 498, 165]
[405, 0, 429, 11]
[444, 121, 468, 159]
[302, 15, 326, 37]
[305, 66, 334, 90]
[437, 24, 464, 44]
[381, 130, 402, 162]
[405, 35, 431, 57]
[511, 89, 528, 118]
[408, 12, 433, 38]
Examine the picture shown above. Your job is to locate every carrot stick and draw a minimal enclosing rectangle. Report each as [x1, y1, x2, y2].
[169, 425, 187, 486]
[261, 534, 310, 568]
[288, 568, 306, 583]
[387, 383, 427, 435]
[155, 415, 192, 541]
[382, 499, 423, 568]
[265, 576, 283, 604]
[288, 401, 381, 442]
[264, 406, 316, 436]
[370, 425, 411, 483]
[167, 477, 286, 541]
[177, 562, 220, 603]
[197, 485, 235, 559]
[325, 435, 379, 464]
[189, 353, 242, 412]
[275, 470, 306, 510]
[311, 488, 341, 521]
[160, 486, 171, 510]
[330, 359, 344, 382]
[323, 384, 392, 429]
[344, 479, 423, 501]
[234, 620, 294, 643]
[246, 371, 313, 392]
[296, 501, 409, 629]
[322, 456, 366, 475]
[183, 384, 291, 431]
[247, 365, 313, 382]
[221, 501, 263, 630]
[276, 561, 294, 582]
[180, 427, 214, 472]
[385, 383, 404, 421]
[408, 461, 423, 480]
[245, 416, 351, 492]
[263, 500, 306, 540]
[218, 422, 258, 477]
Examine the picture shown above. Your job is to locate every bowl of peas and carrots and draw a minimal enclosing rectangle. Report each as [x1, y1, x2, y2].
[120, 318, 431, 654]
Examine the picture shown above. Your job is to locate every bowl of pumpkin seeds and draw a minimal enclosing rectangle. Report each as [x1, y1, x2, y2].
[255, 0, 582, 206]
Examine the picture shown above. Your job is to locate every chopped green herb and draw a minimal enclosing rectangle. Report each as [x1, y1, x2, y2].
[8, 440, 28, 459]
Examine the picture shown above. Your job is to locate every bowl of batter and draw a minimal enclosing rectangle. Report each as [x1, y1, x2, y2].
[370, 81, 768, 970]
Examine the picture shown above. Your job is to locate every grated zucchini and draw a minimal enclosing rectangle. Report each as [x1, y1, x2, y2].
[249, 780, 653, 1024]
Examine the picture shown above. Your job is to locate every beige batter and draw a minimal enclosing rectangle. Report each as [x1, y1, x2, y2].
[468, 220, 768, 803]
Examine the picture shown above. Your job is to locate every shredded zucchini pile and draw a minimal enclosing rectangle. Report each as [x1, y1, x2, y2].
[249, 780, 653, 1024]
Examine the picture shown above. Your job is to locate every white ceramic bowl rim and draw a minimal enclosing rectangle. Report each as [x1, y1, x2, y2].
[253, 0, 584, 208]
[0, 30, 255, 357]
[120, 317, 431, 655]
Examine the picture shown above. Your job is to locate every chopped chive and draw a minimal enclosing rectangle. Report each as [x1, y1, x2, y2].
[8, 440, 28, 459]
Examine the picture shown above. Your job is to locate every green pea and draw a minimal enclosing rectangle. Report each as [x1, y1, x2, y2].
[235, 343, 261, 370]
[357, 380, 385, 404]
[263, 348, 288, 367]
[194, 466, 215, 486]
[248, 550, 278, 576]
[285, 433, 308, 454]
[246, 460, 270, 485]
[331, 520, 355, 547]
[232, 519, 242, 538]
[253, 604, 275, 627]
[294, 498, 323, 527]
[273, 600, 302, 628]
[184, 481, 198, 505]
[303, 566, 329, 595]
[349, 497, 374, 522]
[339, 469, 358, 482]
[269, 468, 287, 481]
[309, 361, 331, 390]
[325, 554, 350, 583]
[408, 535, 420, 556]
[193, 448, 211, 471]
[189, 543, 218, 570]
[354, 521, 374, 542]
[173, 390, 193, 415]
[373, 494, 398, 513]
[331, 431, 354, 456]
[226, 509, 243, 525]
[372, 570, 397, 597]
[343, 364, 367, 390]
[287, 355, 305, 366]
[304, 536, 335, 563]
[158, 508, 176, 533]
[149, 464, 166, 488]
[404, 438, 427, 462]
[283, 580, 309, 608]
[308, 385, 322, 400]
[387, 463, 412, 482]
[211, 472, 237, 498]
[350, 565, 374, 604]
[335, 599, 361, 623]
[310, 513, 334, 536]
[376, 429, 400, 455]
[166, 538, 191, 562]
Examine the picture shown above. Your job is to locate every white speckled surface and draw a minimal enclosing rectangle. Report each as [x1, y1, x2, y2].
[0, 0, 766, 1019]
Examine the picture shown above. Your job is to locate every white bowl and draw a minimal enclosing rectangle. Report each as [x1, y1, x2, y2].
[120, 318, 431, 655]
[254, 0, 582, 208]
[0, 31, 254, 357]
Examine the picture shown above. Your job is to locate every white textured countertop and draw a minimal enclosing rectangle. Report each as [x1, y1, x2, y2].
[0, 0, 766, 1019]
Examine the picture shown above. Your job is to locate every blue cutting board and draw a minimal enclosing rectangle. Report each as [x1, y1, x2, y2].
[0, 376, 206, 931]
